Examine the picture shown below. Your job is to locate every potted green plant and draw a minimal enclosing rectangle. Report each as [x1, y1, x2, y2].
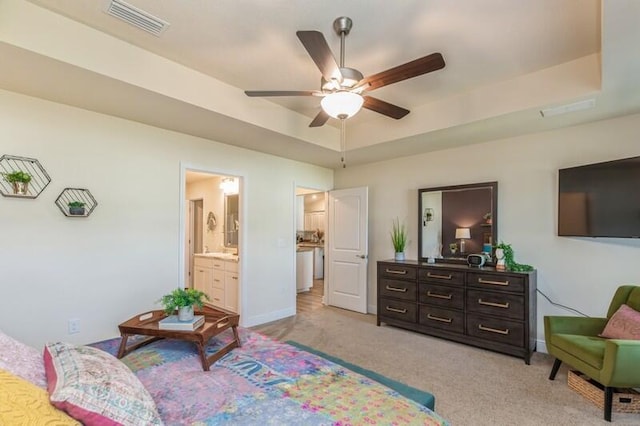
[68, 201, 86, 216]
[159, 288, 209, 321]
[391, 217, 408, 261]
[494, 241, 533, 272]
[483, 212, 492, 224]
[449, 242, 458, 254]
[3, 170, 32, 195]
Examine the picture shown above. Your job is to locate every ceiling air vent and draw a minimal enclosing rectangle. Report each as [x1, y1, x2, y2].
[105, 0, 170, 37]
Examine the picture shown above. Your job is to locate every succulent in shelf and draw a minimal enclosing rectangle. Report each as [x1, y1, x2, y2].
[3, 170, 32, 195]
[2, 170, 32, 183]
[67, 200, 86, 215]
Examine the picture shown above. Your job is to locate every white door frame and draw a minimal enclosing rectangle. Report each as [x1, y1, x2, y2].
[178, 162, 245, 320]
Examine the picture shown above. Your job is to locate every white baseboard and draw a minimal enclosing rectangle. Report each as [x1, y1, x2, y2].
[537, 339, 548, 354]
[242, 307, 295, 327]
[368, 303, 377, 315]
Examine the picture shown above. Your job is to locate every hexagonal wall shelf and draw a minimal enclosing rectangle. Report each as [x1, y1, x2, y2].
[55, 188, 98, 217]
[0, 155, 51, 199]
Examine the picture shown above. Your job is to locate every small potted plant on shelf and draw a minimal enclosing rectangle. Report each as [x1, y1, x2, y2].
[449, 242, 458, 255]
[483, 212, 492, 225]
[68, 201, 86, 216]
[159, 288, 209, 322]
[391, 217, 408, 261]
[3, 170, 32, 195]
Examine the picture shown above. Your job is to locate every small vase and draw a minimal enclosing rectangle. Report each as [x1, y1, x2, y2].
[394, 252, 405, 261]
[12, 181, 28, 195]
[178, 305, 194, 322]
[495, 248, 506, 270]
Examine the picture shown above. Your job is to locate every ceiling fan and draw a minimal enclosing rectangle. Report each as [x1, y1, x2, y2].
[245, 16, 446, 127]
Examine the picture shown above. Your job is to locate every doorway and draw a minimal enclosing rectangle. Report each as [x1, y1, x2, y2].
[187, 199, 204, 288]
[182, 169, 242, 314]
[295, 187, 326, 313]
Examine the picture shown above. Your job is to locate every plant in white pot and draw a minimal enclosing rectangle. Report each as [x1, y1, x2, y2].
[159, 288, 209, 322]
[390, 217, 408, 261]
[3, 170, 32, 195]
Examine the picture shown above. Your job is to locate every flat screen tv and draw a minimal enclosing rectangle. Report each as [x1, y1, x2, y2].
[558, 156, 640, 238]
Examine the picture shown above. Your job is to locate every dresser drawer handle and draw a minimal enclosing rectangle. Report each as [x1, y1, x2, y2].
[427, 291, 452, 300]
[478, 278, 510, 286]
[478, 324, 510, 335]
[427, 314, 452, 323]
[385, 285, 408, 293]
[385, 269, 407, 275]
[427, 272, 452, 280]
[478, 299, 510, 309]
[385, 306, 407, 314]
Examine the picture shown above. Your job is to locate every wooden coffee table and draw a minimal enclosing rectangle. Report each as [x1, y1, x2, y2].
[117, 304, 240, 371]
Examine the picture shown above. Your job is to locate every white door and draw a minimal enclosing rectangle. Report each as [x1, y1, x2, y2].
[327, 187, 368, 313]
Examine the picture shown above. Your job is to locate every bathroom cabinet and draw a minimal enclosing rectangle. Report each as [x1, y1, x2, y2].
[193, 255, 239, 312]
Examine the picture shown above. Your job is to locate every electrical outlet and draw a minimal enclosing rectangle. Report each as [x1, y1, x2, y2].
[68, 318, 80, 334]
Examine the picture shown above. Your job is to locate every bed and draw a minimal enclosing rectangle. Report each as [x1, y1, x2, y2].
[1, 327, 448, 425]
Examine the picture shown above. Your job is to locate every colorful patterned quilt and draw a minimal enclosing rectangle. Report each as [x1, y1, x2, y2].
[92, 329, 448, 425]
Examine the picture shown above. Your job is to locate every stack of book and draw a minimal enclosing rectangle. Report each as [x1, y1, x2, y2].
[159, 314, 205, 331]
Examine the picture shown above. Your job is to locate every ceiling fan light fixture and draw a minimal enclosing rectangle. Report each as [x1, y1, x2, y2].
[321, 91, 364, 119]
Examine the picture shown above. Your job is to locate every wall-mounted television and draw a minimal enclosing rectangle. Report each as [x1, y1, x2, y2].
[558, 156, 640, 238]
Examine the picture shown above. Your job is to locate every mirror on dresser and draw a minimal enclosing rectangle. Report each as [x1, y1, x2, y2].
[418, 182, 497, 264]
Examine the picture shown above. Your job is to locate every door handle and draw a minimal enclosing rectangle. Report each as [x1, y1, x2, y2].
[356, 254, 367, 259]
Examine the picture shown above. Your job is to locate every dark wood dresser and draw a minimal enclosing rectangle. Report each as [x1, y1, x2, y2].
[377, 260, 537, 364]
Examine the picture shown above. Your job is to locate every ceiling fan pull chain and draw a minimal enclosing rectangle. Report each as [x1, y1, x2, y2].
[341, 119, 347, 168]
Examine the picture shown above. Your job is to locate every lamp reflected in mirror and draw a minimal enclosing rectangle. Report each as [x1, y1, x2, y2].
[455, 228, 471, 253]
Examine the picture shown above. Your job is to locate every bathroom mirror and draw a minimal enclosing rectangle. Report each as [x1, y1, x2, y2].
[224, 194, 239, 248]
[418, 182, 497, 264]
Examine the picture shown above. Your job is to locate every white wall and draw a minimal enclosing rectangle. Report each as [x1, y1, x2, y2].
[335, 112, 640, 346]
[0, 89, 332, 348]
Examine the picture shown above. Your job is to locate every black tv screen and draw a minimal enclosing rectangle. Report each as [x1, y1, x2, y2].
[558, 156, 640, 238]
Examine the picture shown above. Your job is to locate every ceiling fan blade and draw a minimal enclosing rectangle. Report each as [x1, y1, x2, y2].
[309, 110, 330, 127]
[245, 90, 321, 97]
[363, 96, 410, 119]
[359, 52, 445, 92]
[296, 30, 343, 83]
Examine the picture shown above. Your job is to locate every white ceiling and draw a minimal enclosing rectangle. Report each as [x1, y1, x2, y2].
[2, 0, 639, 168]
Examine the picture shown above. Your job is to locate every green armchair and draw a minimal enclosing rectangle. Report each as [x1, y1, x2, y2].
[545, 285, 640, 422]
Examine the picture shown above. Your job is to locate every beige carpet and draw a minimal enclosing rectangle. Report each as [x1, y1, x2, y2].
[252, 306, 639, 425]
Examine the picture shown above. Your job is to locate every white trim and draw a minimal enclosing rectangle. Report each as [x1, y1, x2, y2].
[243, 307, 295, 328]
[178, 161, 246, 323]
[368, 303, 376, 314]
[537, 339, 548, 354]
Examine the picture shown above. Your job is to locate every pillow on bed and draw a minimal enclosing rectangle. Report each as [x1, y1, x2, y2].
[0, 329, 47, 388]
[0, 369, 80, 425]
[44, 341, 163, 426]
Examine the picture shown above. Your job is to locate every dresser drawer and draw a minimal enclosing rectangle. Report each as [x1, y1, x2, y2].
[467, 272, 525, 293]
[379, 279, 417, 301]
[418, 305, 464, 333]
[466, 314, 524, 347]
[418, 283, 464, 309]
[379, 298, 417, 323]
[466, 289, 524, 320]
[379, 264, 417, 280]
[418, 268, 465, 285]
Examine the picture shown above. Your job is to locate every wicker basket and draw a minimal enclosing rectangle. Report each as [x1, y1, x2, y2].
[568, 370, 640, 414]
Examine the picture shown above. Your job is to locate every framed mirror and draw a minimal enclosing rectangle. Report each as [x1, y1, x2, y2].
[418, 182, 497, 264]
[224, 194, 239, 248]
